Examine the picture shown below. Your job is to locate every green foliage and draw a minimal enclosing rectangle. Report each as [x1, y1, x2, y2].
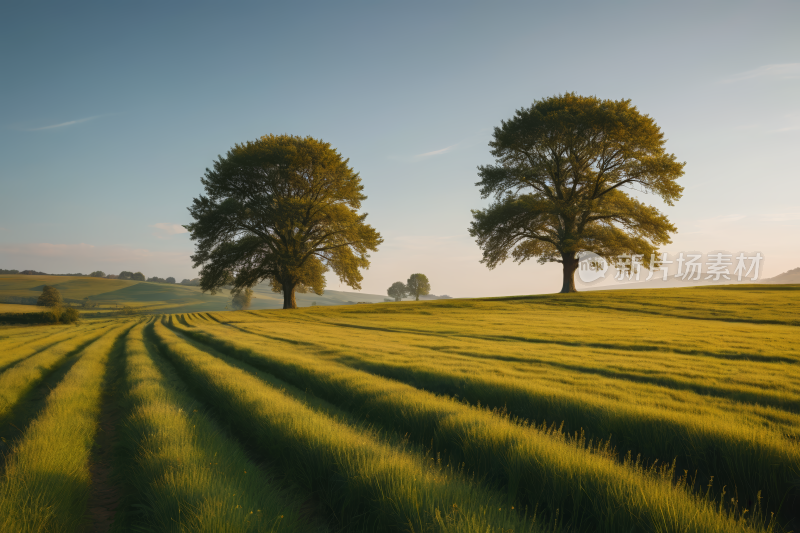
[37, 285, 63, 307]
[119, 271, 133, 280]
[60, 307, 80, 324]
[387, 281, 408, 301]
[469, 93, 685, 293]
[88, 271, 105, 278]
[0, 269, 19, 275]
[230, 287, 253, 310]
[406, 273, 431, 301]
[131, 272, 145, 281]
[186, 134, 383, 309]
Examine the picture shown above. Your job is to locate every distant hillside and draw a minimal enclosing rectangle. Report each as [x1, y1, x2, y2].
[761, 267, 800, 284]
[0, 274, 417, 314]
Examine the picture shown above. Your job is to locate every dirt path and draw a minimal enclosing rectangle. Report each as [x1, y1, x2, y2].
[86, 338, 126, 533]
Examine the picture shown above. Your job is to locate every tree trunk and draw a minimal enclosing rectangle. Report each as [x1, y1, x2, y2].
[560, 253, 579, 293]
[282, 281, 297, 309]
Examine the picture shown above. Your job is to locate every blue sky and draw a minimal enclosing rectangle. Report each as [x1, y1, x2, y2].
[1, 1, 798, 297]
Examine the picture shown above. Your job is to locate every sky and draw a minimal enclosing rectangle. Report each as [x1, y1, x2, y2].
[1, 0, 798, 297]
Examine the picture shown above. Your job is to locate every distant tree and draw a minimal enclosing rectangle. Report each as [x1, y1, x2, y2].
[37, 285, 63, 307]
[469, 93, 684, 293]
[0, 269, 20, 274]
[406, 274, 431, 301]
[81, 297, 98, 309]
[132, 272, 146, 281]
[230, 287, 253, 310]
[119, 271, 133, 280]
[387, 281, 408, 302]
[166, 277, 176, 284]
[60, 307, 81, 324]
[186, 134, 383, 309]
[106, 274, 119, 279]
[89, 271, 106, 278]
[180, 279, 191, 285]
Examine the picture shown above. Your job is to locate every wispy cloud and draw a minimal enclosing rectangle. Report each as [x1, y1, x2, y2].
[414, 144, 457, 158]
[151, 223, 189, 238]
[26, 115, 105, 131]
[723, 63, 800, 83]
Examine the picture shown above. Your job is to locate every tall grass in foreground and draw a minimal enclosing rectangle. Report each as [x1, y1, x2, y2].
[212, 314, 800, 523]
[0, 324, 131, 533]
[0, 323, 116, 426]
[151, 319, 540, 533]
[172, 318, 773, 533]
[118, 320, 315, 533]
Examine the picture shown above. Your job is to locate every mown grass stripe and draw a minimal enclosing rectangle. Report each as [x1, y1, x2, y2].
[0, 322, 133, 533]
[152, 318, 539, 533]
[0, 323, 119, 427]
[208, 315, 800, 524]
[117, 320, 315, 533]
[172, 317, 780, 532]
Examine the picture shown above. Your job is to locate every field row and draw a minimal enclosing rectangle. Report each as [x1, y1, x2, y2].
[0, 307, 795, 532]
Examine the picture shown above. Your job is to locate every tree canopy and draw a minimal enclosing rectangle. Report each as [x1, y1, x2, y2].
[406, 273, 430, 301]
[387, 281, 408, 302]
[186, 134, 383, 309]
[469, 93, 685, 293]
[37, 285, 63, 307]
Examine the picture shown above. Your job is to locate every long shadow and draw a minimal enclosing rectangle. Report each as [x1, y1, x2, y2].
[285, 318, 798, 365]
[411, 347, 800, 414]
[86, 328, 130, 533]
[135, 320, 332, 532]
[0, 352, 84, 475]
[222, 320, 800, 409]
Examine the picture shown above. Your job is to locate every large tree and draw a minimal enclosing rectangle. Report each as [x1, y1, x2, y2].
[469, 93, 685, 293]
[406, 273, 431, 301]
[186, 134, 383, 309]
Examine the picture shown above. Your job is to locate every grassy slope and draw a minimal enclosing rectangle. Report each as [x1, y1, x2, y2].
[0, 275, 390, 313]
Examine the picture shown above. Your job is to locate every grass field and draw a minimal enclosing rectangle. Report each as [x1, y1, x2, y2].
[0, 285, 797, 532]
[0, 274, 392, 314]
[0, 304, 45, 314]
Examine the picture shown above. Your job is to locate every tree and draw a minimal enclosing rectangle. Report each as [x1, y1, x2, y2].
[230, 287, 253, 310]
[89, 271, 106, 278]
[469, 93, 685, 293]
[387, 281, 408, 302]
[406, 273, 430, 301]
[37, 285, 63, 307]
[186, 134, 383, 309]
[166, 277, 176, 284]
[132, 272, 145, 281]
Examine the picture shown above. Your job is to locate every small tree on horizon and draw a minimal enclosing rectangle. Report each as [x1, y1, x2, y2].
[230, 287, 253, 310]
[387, 281, 408, 302]
[37, 285, 63, 307]
[406, 273, 431, 301]
[89, 271, 106, 278]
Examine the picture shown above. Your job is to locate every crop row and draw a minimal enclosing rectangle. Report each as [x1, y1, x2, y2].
[0, 323, 132, 532]
[151, 318, 539, 533]
[171, 314, 770, 532]
[194, 313, 800, 521]
[119, 320, 313, 532]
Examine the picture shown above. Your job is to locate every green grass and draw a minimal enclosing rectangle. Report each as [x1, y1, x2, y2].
[117, 320, 315, 533]
[0, 284, 795, 532]
[0, 323, 132, 532]
[171, 314, 775, 533]
[151, 318, 540, 533]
